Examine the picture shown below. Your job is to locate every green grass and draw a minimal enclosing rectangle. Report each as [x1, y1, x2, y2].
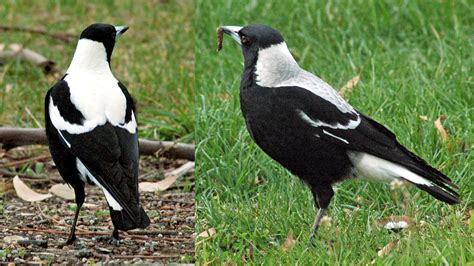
[0, 0, 194, 143]
[195, 0, 473, 264]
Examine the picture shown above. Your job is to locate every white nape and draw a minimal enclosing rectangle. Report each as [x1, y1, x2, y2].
[298, 109, 360, 130]
[254, 42, 357, 115]
[66, 39, 111, 75]
[76, 158, 123, 211]
[255, 42, 300, 88]
[348, 152, 433, 186]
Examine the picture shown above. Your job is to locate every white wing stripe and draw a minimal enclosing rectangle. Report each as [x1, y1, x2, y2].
[298, 109, 360, 130]
[76, 158, 123, 211]
[322, 130, 349, 144]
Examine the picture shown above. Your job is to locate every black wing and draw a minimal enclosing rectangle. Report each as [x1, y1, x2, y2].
[253, 85, 459, 203]
[47, 80, 147, 226]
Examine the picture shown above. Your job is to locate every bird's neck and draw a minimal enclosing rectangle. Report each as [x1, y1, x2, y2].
[244, 42, 301, 89]
[66, 39, 113, 75]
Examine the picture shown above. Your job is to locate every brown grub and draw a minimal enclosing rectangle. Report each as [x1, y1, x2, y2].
[217, 27, 224, 51]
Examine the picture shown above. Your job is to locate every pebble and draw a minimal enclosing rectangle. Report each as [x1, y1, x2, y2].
[74, 249, 93, 258]
[98, 247, 112, 254]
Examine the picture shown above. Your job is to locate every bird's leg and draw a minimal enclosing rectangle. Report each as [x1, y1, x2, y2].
[310, 207, 327, 241]
[112, 228, 119, 240]
[59, 202, 83, 247]
[309, 184, 334, 242]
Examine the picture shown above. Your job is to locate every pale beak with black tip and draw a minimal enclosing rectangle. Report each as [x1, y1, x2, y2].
[221, 26, 243, 45]
[115, 25, 129, 40]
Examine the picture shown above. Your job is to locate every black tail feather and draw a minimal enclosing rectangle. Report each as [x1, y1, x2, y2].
[109, 206, 150, 231]
[413, 183, 460, 205]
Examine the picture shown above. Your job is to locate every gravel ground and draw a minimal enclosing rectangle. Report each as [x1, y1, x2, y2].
[0, 147, 195, 264]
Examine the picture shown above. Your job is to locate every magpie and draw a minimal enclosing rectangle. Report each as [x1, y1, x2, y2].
[219, 24, 460, 240]
[44, 23, 150, 245]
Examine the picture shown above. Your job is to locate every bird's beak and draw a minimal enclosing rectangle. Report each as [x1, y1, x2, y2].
[220, 26, 243, 45]
[115, 25, 129, 39]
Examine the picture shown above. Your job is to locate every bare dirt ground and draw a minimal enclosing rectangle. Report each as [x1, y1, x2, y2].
[0, 146, 195, 264]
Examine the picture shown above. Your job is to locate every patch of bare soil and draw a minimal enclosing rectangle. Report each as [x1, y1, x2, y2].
[0, 146, 195, 264]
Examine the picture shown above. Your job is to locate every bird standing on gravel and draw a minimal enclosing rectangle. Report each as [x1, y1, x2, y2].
[219, 24, 460, 240]
[45, 23, 150, 245]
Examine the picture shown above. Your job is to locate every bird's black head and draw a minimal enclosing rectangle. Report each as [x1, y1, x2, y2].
[79, 23, 129, 63]
[220, 24, 285, 69]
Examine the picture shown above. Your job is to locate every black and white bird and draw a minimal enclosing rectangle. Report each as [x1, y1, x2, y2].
[219, 24, 460, 239]
[45, 23, 150, 245]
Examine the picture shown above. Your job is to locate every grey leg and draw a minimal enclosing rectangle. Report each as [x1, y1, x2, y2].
[310, 208, 327, 241]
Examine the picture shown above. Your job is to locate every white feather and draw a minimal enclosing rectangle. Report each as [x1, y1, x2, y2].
[322, 129, 349, 144]
[49, 39, 137, 135]
[76, 158, 123, 211]
[298, 109, 360, 130]
[348, 152, 433, 186]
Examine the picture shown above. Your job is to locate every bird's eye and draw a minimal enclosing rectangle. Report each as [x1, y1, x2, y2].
[241, 35, 249, 44]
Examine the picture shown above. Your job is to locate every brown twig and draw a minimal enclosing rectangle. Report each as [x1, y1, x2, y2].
[0, 44, 62, 74]
[129, 229, 193, 236]
[112, 254, 183, 259]
[0, 154, 50, 168]
[0, 127, 195, 161]
[0, 168, 48, 180]
[0, 25, 75, 43]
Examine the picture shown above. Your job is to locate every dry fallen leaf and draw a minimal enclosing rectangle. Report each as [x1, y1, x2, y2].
[49, 183, 75, 200]
[0, 178, 14, 193]
[139, 162, 194, 192]
[198, 227, 217, 238]
[434, 115, 449, 141]
[377, 215, 414, 232]
[320, 216, 332, 227]
[255, 176, 261, 185]
[377, 239, 399, 257]
[339, 75, 360, 97]
[4, 235, 26, 244]
[13, 176, 52, 202]
[419, 115, 429, 121]
[282, 229, 296, 252]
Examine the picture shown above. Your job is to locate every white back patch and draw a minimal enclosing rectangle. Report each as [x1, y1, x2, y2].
[348, 152, 433, 186]
[50, 38, 137, 135]
[76, 158, 123, 211]
[255, 42, 300, 87]
[254, 42, 357, 115]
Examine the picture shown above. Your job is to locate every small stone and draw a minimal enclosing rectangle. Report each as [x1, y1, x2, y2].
[98, 248, 112, 254]
[74, 249, 93, 258]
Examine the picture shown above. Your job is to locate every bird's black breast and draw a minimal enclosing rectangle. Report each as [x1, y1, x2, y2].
[240, 85, 353, 184]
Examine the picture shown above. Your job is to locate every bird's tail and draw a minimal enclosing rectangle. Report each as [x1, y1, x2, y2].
[109, 205, 150, 231]
[350, 152, 460, 204]
[413, 182, 460, 204]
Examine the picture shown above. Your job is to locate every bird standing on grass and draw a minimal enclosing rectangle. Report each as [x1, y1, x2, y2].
[45, 23, 150, 245]
[219, 24, 460, 240]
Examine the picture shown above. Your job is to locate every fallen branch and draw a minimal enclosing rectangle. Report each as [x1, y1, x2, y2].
[0, 25, 75, 43]
[0, 154, 50, 168]
[0, 44, 61, 74]
[0, 128, 195, 161]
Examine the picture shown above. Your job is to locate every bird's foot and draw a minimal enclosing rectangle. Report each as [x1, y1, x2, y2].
[58, 234, 76, 248]
[94, 235, 122, 245]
